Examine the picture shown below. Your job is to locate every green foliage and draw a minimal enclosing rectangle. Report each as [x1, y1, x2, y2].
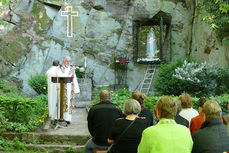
[0, 111, 7, 133]
[66, 146, 74, 153]
[0, 93, 48, 132]
[213, 94, 229, 113]
[0, 80, 17, 94]
[28, 74, 47, 95]
[13, 137, 25, 151]
[154, 59, 185, 96]
[154, 59, 229, 97]
[91, 88, 131, 110]
[75, 68, 85, 78]
[0, 136, 42, 152]
[216, 68, 229, 94]
[204, 0, 229, 43]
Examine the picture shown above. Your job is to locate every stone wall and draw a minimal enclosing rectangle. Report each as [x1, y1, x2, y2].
[0, 0, 228, 95]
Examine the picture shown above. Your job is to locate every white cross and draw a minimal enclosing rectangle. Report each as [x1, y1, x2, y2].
[61, 6, 78, 37]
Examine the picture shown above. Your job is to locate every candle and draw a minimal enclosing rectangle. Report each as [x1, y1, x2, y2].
[84, 56, 87, 68]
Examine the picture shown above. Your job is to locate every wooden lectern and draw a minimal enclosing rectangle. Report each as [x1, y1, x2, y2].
[51, 76, 73, 122]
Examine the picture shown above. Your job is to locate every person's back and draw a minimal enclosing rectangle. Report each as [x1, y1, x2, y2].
[138, 108, 154, 126]
[192, 100, 229, 153]
[178, 93, 199, 123]
[190, 97, 210, 135]
[175, 100, 189, 128]
[175, 114, 189, 128]
[85, 90, 123, 153]
[88, 101, 122, 145]
[138, 96, 193, 153]
[192, 118, 229, 153]
[138, 119, 192, 153]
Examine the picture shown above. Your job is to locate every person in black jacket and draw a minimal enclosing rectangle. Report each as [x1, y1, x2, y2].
[132, 91, 154, 126]
[192, 100, 229, 153]
[85, 90, 123, 153]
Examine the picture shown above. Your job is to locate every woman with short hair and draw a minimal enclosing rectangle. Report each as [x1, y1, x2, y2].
[132, 91, 154, 126]
[178, 93, 199, 124]
[107, 99, 148, 153]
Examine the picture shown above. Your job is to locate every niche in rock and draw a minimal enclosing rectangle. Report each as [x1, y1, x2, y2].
[133, 11, 172, 64]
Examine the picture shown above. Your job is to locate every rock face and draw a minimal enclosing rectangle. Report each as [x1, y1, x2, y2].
[0, 0, 228, 95]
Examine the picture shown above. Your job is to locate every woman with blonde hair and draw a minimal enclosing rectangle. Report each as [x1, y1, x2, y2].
[132, 91, 154, 125]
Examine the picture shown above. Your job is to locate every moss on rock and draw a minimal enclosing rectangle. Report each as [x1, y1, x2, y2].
[31, 1, 52, 35]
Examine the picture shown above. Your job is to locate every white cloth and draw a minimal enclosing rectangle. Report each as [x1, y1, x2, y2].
[58, 66, 80, 121]
[179, 108, 199, 124]
[46, 66, 60, 120]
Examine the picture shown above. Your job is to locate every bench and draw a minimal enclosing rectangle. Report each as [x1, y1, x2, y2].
[92, 149, 108, 153]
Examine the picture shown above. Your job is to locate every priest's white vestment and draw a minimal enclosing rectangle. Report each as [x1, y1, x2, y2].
[46, 66, 60, 120]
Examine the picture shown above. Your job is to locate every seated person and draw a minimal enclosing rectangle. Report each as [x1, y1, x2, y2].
[179, 93, 199, 124]
[192, 100, 229, 153]
[222, 114, 229, 125]
[175, 100, 189, 128]
[132, 91, 154, 126]
[107, 99, 148, 153]
[213, 98, 227, 116]
[190, 97, 210, 135]
[85, 90, 123, 153]
[138, 96, 193, 153]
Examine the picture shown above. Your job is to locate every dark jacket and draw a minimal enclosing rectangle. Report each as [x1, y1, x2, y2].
[138, 107, 154, 126]
[175, 114, 189, 128]
[87, 100, 123, 146]
[192, 117, 229, 153]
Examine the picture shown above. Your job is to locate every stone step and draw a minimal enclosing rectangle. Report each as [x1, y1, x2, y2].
[26, 144, 84, 153]
[1, 132, 90, 145]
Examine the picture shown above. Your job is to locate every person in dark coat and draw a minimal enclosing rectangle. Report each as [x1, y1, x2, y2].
[192, 100, 229, 153]
[175, 100, 189, 128]
[107, 99, 148, 153]
[132, 91, 154, 126]
[85, 90, 123, 153]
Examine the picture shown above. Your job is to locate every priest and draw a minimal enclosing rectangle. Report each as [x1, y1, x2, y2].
[46, 60, 60, 121]
[58, 56, 80, 124]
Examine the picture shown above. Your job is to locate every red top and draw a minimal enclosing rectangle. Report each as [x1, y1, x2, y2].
[190, 112, 204, 135]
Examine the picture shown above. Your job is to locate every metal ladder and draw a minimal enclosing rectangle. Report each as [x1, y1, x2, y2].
[140, 65, 156, 95]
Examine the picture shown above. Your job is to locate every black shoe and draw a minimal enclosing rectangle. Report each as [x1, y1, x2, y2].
[66, 121, 71, 125]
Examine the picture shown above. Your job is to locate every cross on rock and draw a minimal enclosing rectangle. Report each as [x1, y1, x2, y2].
[61, 6, 78, 37]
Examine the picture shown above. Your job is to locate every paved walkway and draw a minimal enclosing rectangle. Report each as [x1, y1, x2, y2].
[43, 108, 90, 136]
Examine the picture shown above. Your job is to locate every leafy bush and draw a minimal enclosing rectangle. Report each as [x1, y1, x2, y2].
[0, 94, 48, 132]
[0, 111, 7, 133]
[0, 80, 17, 94]
[154, 59, 185, 96]
[28, 74, 47, 95]
[173, 61, 220, 96]
[154, 59, 229, 97]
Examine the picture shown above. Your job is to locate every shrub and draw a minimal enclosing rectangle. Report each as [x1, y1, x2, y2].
[0, 94, 48, 132]
[28, 74, 47, 95]
[154, 59, 185, 96]
[0, 80, 17, 94]
[173, 60, 220, 96]
[154, 59, 229, 97]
